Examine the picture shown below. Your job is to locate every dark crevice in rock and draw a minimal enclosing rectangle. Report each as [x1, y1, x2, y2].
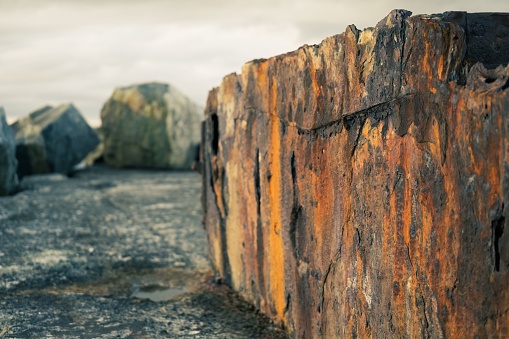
[254, 149, 262, 212]
[15, 144, 33, 179]
[254, 149, 266, 300]
[502, 79, 509, 91]
[289, 152, 301, 259]
[492, 212, 505, 272]
[290, 152, 297, 186]
[211, 113, 219, 156]
[262, 94, 416, 141]
[284, 293, 291, 315]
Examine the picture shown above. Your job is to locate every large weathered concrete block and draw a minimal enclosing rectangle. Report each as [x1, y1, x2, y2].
[0, 107, 18, 195]
[101, 82, 202, 169]
[12, 104, 100, 177]
[202, 10, 509, 338]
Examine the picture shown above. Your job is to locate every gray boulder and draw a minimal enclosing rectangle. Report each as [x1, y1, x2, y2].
[0, 107, 18, 195]
[12, 103, 100, 177]
[101, 82, 202, 169]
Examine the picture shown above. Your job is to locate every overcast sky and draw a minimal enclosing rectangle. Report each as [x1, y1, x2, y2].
[1, 0, 508, 126]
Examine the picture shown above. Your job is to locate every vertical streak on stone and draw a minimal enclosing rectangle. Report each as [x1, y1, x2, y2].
[225, 161, 242, 290]
[423, 33, 438, 95]
[268, 114, 286, 323]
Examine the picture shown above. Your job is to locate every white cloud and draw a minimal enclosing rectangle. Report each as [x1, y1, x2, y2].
[0, 19, 299, 126]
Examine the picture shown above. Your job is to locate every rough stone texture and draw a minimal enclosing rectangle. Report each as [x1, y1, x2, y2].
[12, 104, 100, 177]
[101, 82, 202, 169]
[0, 167, 287, 338]
[202, 10, 509, 338]
[0, 108, 18, 195]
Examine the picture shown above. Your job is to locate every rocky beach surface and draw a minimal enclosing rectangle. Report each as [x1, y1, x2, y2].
[0, 166, 287, 338]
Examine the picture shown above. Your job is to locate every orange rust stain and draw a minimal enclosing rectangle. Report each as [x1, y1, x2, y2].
[400, 139, 412, 249]
[256, 61, 270, 113]
[305, 50, 323, 127]
[268, 93, 286, 322]
[438, 54, 444, 81]
[422, 37, 437, 94]
[386, 132, 410, 334]
[309, 58, 321, 98]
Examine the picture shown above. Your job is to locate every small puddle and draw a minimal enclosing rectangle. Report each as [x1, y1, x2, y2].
[131, 285, 188, 302]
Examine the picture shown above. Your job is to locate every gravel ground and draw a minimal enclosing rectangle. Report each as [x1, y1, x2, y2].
[0, 166, 287, 338]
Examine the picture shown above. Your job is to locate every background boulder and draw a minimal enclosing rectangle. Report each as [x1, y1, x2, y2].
[0, 107, 18, 195]
[100, 82, 202, 169]
[12, 103, 100, 177]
